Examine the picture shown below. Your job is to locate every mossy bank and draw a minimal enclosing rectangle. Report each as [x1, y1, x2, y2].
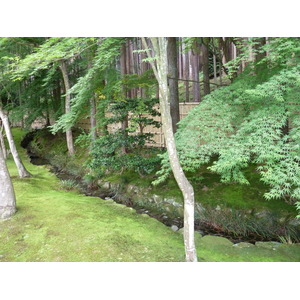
[1, 129, 299, 262]
[26, 129, 300, 243]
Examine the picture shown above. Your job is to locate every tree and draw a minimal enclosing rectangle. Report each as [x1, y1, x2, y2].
[142, 37, 197, 262]
[0, 141, 16, 219]
[0, 121, 7, 159]
[202, 38, 211, 96]
[0, 104, 31, 178]
[120, 41, 129, 154]
[59, 59, 75, 155]
[184, 42, 190, 102]
[12, 37, 98, 156]
[167, 37, 180, 132]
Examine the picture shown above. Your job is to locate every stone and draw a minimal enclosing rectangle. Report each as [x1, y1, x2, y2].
[102, 182, 110, 189]
[104, 199, 114, 204]
[0, 255, 4, 259]
[152, 194, 162, 204]
[254, 210, 269, 219]
[215, 205, 221, 211]
[171, 225, 179, 232]
[255, 241, 282, 250]
[233, 242, 255, 248]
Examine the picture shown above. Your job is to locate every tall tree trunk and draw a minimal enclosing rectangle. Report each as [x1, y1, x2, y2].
[178, 38, 183, 79]
[213, 54, 217, 85]
[59, 60, 75, 156]
[167, 37, 180, 133]
[0, 108, 31, 178]
[202, 39, 211, 96]
[184, 43, 190, 102]
[191, 50, 200, 102]
[53, 78, 62, 113]
[18, 82, 24, 129]
[120, 42, 128, 154]
[90, 96, 97, 142]
[140, 38, 147, 98]
[142, 37, 198, 262]
[0, 143, 16, 219]
[254, 37, 267, 74]
[0, 123, 7, 160]
[87, 60, 97, 142]
[45, 97, 51, 127]
[219, 37, 232, 65]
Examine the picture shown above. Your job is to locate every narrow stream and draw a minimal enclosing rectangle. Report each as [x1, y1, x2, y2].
[27, 150, 279, 244]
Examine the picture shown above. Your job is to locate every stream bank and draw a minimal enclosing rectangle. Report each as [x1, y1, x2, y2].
[23, 129, 300, 245]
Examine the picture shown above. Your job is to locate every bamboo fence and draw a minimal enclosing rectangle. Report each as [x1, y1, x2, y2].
[77, 102, 199, 148]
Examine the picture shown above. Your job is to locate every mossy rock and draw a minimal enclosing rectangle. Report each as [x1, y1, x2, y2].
[255, 241, 282, 250]
[200, 235, 233, 247]
[233, 242, 255, 248]
[104, 199, 115, 204]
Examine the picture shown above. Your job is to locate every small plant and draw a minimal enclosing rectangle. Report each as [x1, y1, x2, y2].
[278, 235, 294, 245]
[197, 206, 300, 243]
[83, 173, 98, 189]
[59, 179, 79, 191]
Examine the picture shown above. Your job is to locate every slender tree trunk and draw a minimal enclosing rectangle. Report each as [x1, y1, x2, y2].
[0, 108, 31, 178]
[120, 42, 128, 154]
[0, 144, 16, 219]
[213, 54, 217, 85]
[90, 96, 97, 141]
[59, 60, 75, 156]
[191, 50, 200, 102]
[140, 39, 147, 98]
[254, 37, 267, 74]
[167, 37, 180, 133]
[18, 82, 24, 129]
[202, 39, 211, 96]
[184, 44, 190, 102]
[0, 123, 7, 159]
[178, 39, 182, 79]
[87, 60, 97, 142]
[142, 37, 198, 262]
[45, 97, 51, 127]
[53, 78, 62, 113]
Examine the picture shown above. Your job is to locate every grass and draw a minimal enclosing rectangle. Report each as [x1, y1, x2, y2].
[1, 128, 299, 262]
[0, 129, 185, 262]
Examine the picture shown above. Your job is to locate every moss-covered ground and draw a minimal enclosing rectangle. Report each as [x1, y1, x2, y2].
[1, 128, 299, 261]
[29, 129, 297, 217]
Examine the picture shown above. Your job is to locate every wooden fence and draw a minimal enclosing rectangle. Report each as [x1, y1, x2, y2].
[77, 102, 199, 148]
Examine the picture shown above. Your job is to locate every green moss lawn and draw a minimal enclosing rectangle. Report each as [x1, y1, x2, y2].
[0, 129, 299, 262]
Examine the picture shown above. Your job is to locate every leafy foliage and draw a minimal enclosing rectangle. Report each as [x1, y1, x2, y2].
[155, 38, 300, 215]
[88, 97, 162, 176]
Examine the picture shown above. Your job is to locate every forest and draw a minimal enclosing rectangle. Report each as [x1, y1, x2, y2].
[0, 37, 300, 263]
